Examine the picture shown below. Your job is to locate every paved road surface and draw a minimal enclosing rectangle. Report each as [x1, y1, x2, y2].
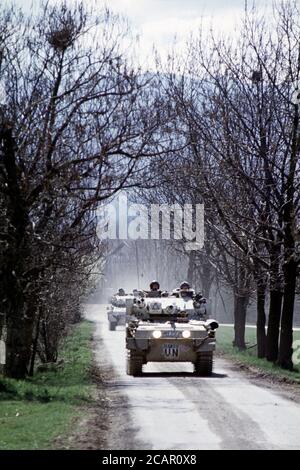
[86, 304, 300, 450]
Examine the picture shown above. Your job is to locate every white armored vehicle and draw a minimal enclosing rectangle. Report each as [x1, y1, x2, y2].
[107, 293, 135, 331]
[125, 294, 218, 376]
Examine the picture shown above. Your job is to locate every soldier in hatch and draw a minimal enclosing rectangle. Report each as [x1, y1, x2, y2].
[144, 280, 162, 297]
[117, 288, 126, 296]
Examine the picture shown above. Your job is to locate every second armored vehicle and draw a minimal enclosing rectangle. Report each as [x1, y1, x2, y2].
[107, 293, 135, 330]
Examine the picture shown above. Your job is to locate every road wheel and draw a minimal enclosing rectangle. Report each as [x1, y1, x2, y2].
[126, 351, 143, 376]
[194, 351, 213, 376]
[109, 321, 117, 331]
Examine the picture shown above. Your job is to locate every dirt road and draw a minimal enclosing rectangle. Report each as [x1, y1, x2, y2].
[86, 304, 300, 450]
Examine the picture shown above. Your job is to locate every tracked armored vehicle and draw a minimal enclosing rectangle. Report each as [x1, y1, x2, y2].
[107, 293, 135, 331]
[125, 295, 218, 376]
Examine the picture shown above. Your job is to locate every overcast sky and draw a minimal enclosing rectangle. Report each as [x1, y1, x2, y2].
[11, 0, 272, 67]
[106, 0, 272, 67]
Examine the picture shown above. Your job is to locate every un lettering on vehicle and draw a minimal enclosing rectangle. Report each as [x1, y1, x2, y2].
[163, 344, 179, 358]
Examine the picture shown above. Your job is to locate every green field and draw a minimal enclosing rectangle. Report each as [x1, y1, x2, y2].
[217, 326, 300, 383]
[0, 321, 95, 450]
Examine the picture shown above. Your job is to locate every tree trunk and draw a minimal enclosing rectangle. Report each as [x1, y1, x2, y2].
[233, 293, 248, 350]
[278, 260, 297, 370]
[266, 243, 283, 362]
[199, 257, 214, 298]
[187, 251, 195, 286]
[0, 313, 4, 341]
[277, 102, 299, 370]
[266, 289, 283, 362]
[0, 313, 5, 375]
[197, 238, 214, 298]
[1, 125, 33, 379]
[39, 319, 58, 363]
[256, 283, 266, 358]
[29, 310, 41, 377]
[5, 302, 35, 378]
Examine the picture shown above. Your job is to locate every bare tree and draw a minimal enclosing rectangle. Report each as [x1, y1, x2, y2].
[0, 2, 170, 378]
[143, 1, 300, 365]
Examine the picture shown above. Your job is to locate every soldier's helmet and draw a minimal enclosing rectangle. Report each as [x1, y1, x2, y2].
[150, 280, 160, 291]
[180, 281, 190, 290]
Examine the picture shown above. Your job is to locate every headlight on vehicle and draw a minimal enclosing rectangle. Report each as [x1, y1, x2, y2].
[182, 330, 191, 338]
[152, 330, 162, 339]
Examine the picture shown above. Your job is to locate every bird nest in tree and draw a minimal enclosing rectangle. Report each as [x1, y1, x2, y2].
[47, 25, 76, 51]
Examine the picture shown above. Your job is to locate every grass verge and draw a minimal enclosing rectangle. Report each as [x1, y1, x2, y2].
[217, 326, 300, 383]
[0, 320, 95, 450]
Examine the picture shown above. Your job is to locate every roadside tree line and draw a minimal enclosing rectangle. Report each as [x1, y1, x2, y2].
[142, 1, 300, 370]
[0, 2, 174, 378]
